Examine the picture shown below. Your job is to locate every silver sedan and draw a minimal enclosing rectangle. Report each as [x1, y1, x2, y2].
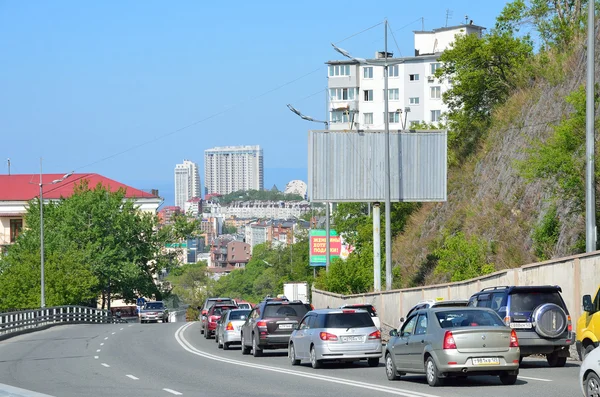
[385, 307, 520, 387]
[289, 308, 382, 369]
[216, 309, 251, 350]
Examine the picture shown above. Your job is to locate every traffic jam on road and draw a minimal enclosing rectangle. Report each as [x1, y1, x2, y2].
[194, 284, 600, 396]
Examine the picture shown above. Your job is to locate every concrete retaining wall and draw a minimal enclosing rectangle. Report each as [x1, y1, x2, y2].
[312, 250, 600, 331]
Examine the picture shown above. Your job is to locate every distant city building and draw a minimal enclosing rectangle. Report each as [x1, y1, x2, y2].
[184, 197, 202, 218]
[204, 145, 264, 195]
[203, 200, 310, 219]
[326, 23, 484, 130]
[208, 237, 251, 280]
[174, 160, 201, 210]
[284, 180, 308, 198]
[157, 206, 181, 225]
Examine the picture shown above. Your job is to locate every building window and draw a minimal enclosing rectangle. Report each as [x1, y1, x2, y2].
[330, 87, 356, 101]
[409, 74, 419, 81]
[431, 110, 441, 122]
[389, 65, 399, 77]
[430, 62, 441, 75]
[430, 86, 441, 99]
[409, 97, 420, 105]
[331, 110, 350, 123]
[386, 111, 400, 123]
[364, 113, 373, 125]
[10, 219, 22, 243]
[363, 67, 373, 79]
[328, 64, 351, 77]
[363, 90, 373, 102]
[387, 88, 399, 100]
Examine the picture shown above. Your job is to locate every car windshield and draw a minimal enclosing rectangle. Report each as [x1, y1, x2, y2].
[237, 303, 251, 309]
[325, 312, 374, 328]
[509, 292, 564, 312]
[229, 310, 251, 320]
[343, 305, 377, 317]
[144, 303, 163, 310]
[263, 304, 308, 318]
[436, 310, 505, 328]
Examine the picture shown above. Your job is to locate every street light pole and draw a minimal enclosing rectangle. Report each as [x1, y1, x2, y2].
[38, 161, 74, 308]
[383, 18, 393, 291]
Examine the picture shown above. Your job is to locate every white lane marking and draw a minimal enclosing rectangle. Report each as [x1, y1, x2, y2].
[96, 349, 101, 353]
[0, 382, 55, 397]
[94, 356, 99, 359]
[101, 363, 110, 368]
[128, 324, 133, 327]
[104, 337, 109, 340]
[174, 323, 438, 397]
[120, 328, 124, 331]
[519, 376, 552, 382]
[100, 343, 104, 346]
[163, 388, 182, 395]
[111, 332, 116, 335]
[126, 375, 139, 380]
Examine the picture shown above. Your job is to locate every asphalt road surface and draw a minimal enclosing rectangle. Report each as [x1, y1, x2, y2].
[0, 320, 583, 397]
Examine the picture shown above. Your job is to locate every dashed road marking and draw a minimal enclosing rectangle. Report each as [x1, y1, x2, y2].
[111, 332, 116, 335]
[94, 356, 99, 359]
[126, 375, 139, 380]
[100, 343, 104, 346]
[120, 328, 124, 330]
[104, 337, 109, 340]
[96, 349, 101, 353]
[163, 389, 182, 395]
[101, 363, 110, 368]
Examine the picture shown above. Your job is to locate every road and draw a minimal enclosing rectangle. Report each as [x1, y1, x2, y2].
[0, 320, 582, 397]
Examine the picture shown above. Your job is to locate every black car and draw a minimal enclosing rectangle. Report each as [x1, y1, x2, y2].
[467, 285, 574, 367]
[240, 298, 312, 357]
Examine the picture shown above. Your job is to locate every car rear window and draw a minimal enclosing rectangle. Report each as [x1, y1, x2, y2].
[325, 312, 374, 328]
[509, 292, 564, 312]
[212, 306, 237, 315]
[229, 310, 251, 320]
[436, 310, 505, 328]
[343, 305, 377, 317]
[145, 303, 164, 310]
[206, 299, 234, 310]
[263, 304, 309, 318]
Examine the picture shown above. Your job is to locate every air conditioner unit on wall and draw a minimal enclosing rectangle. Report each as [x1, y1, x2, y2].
[427, 76, 435, 82]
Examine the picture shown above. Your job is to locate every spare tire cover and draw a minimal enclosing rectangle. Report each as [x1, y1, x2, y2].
[533, 303, 567, 338]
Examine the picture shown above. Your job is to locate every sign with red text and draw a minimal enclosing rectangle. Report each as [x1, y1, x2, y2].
[309, 229, 341, 267]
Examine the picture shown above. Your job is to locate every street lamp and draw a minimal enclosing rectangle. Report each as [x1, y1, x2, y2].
[39, 164, 73, 308]
[332, 19, 403, 291]
[286, 103, 332, 274]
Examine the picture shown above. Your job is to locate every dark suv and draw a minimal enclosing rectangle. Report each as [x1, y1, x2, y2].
[240, 298, 312, 357]
[468, 285, 574, 367]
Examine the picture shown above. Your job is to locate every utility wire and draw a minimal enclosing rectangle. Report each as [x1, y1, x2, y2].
[334, 21, 384, 45]
[386, 21, 403, 57]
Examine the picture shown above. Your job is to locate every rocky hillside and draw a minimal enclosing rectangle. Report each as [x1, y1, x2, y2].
[393, 36, 599, 287]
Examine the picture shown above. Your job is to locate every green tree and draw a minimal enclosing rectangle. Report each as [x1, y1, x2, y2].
[433, 232, 495, 282]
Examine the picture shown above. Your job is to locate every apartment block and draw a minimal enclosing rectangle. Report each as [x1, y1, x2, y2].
[204, 145, 264, 195]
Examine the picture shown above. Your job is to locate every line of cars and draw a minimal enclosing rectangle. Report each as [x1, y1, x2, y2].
[197, 285, 581, 389]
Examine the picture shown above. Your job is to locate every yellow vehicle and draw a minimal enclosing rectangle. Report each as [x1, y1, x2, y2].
[577, 288, 600, 360]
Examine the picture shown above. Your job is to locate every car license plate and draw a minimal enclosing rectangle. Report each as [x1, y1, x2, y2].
[510, 322, 532, 329]
[472, 358, 500, 365]
[341, 336, 363, 342]
[279, 324, 293, 329]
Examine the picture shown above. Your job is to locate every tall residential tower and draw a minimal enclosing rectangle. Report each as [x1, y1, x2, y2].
[174, 160, 201, 209]
[204, 145, 263, 195]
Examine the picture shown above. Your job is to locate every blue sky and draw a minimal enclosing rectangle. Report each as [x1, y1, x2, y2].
[0, 1, 510, 206]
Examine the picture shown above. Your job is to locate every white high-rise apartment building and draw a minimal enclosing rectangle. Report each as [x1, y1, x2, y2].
[204, 145, 264, 195]
[174, 160, 201, 210]
[326, 23, 485, 130]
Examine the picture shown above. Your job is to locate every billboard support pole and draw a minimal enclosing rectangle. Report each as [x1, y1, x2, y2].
[325, 203, 331, 273]
[373, 203, 381, 292]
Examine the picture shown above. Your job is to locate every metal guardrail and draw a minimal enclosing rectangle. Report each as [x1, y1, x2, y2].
[0, 305, 125, 340]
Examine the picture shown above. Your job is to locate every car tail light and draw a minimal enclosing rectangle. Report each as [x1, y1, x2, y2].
[257, 321, 267, 328]
[202, 309, 208, 315]
[310, 304, 315, 310]
[504, 316, 510, 326]
[567, 315, 572, 332]
[319, 332, 338, 341]
[510, 329, 519, 347]
[226, 322, 234, 331]
[342, 310, 355, 313]
[443, 331, 456, 349]
[368, 330, 381, 340]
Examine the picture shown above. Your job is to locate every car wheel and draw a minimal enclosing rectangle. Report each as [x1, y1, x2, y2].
[546, 352, 567, 367]
[204, 328, 210, 339]
[252, 334, 263, 357]
[200, 328, 204, 334]
[585, 371, 600, 397]
[385, 354, 400, 380]
[215, 333, 219, 343]
[310, 346, 322, 369]
[223, 342, 229, 351]
[425, 357, 443, 387]
[584, 344, 596, 360]
[241, 334, 250, 355]
[217, 335, 223, 349]
[367, 357, 379, 367]
[499, 372, 518, 385]
[289, 344, 300, 366]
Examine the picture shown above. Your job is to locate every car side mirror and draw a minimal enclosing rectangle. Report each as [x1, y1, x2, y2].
[583, 295, 594, 313]
[389, 329, 398, 337]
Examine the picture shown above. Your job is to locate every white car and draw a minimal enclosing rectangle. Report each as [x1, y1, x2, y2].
[580, 343, 600, 396]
